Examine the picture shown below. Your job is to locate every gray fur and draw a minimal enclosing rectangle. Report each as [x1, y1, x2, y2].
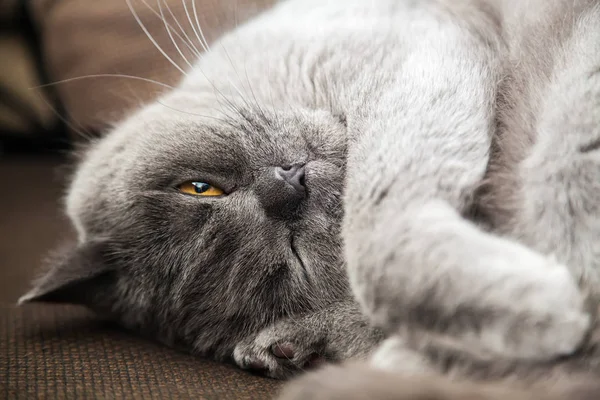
[19, 0, 600, 395]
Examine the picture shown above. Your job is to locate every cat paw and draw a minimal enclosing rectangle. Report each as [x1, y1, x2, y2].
[233, 321, 328, 379]
[369, 336, 433, 374]
[489, 257, 591, 360]
[354, 214, 591, 362]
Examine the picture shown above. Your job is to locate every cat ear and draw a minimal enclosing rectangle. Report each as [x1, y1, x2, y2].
[18, 239, 116, 306]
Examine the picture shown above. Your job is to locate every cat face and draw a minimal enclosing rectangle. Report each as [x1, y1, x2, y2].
[21, 91, 350, 356]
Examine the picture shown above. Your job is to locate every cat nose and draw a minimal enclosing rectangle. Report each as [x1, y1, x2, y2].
[255, 163, 307, 220]
[275, 164, 306, 193]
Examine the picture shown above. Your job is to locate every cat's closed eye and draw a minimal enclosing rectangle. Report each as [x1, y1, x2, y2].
[178, 181, 225, 197]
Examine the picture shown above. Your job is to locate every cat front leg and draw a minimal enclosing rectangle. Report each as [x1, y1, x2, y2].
[347, 194, 589, 362]
[499, 9, 600, 298]
[232, 300, 383, 379]
[343, 4, 590, 363]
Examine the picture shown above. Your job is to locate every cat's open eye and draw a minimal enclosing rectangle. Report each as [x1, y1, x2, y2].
[178, 181, 224, 197]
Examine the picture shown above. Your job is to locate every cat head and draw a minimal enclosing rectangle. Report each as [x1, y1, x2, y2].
[20, 87, 350, 356]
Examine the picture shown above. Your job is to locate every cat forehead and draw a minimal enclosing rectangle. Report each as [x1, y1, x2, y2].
[120, 97, 298, 148]
[93, 105, 253, 171]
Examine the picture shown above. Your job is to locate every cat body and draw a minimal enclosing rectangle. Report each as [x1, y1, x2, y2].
[20, 0, 600, 397]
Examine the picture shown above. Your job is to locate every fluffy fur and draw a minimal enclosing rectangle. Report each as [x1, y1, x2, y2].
[20, 0, 600, 397]
[278, 363, 600, 400]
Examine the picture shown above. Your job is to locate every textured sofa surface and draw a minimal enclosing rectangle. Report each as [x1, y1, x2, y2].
[0, 156, 281, 399]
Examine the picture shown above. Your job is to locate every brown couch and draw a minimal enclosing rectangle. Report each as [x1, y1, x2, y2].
[1, 1, 284, 398]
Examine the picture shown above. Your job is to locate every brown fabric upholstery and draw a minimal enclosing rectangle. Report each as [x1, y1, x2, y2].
[0, 157, 281, 399]
[30, 0, 275, 136]
[1, 306, 281, 399]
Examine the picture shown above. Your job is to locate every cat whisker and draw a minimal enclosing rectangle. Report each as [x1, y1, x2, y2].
[176, 0, 252, 125]
[156, 99, 232, 124]
[139, 0, 203, 58]
[182, 0, 209, 53]
[155, 38, 252, 124]
[230, 1, 267, 121]
[218, 98, 266, 132]
[265, 61, 278, 118]
[190, 1, 250, 111]
[225, 1, 272, 121]
[217, 45, 259, 113]
[33, 90, 96, 142]
[31, 74, 176, 90]
[191, 0, 211, 53]
[126, 0, 188, 76]
[160, 0, 203, 58]
[157, 0, 194, 69]
[214, 95, 243, 120]
[233, 0, 240, 29]
[244, 64, 270, 124]
[192, 69, 258, 126]
[210, 26, 265, 120]
[133, 0, 270, 130]
[181, 0, 267, 126]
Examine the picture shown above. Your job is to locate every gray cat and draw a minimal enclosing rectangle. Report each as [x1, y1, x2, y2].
[20, 0, 600, 397]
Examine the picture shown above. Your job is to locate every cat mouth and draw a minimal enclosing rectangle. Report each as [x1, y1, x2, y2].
[290, 236, 310, 282]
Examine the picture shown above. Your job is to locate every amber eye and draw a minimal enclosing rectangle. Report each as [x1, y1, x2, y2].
[178, 181, 224, 197]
